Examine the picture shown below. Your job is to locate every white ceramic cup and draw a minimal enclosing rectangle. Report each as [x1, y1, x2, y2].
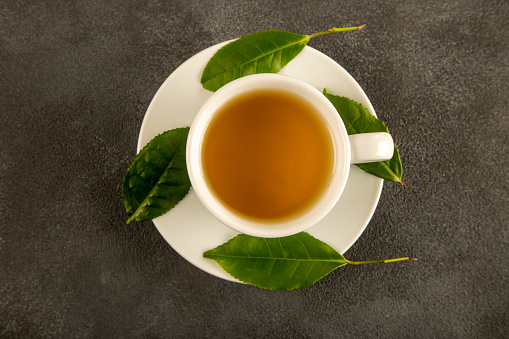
[187, 74, 393, 238]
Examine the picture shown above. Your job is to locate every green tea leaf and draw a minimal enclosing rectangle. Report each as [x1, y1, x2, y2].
[203, 232, 348, 290]
[201, 26, 365, 92]
[323, 89, 403, 184]
[201, 30, 308, 92]
[204, 232, 417, 290]
[123, 127, 191, 223]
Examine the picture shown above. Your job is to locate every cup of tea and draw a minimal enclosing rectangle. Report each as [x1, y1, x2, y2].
[187, 74, 393, 238]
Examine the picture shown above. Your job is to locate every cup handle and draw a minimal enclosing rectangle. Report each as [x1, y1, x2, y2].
[349, 132, 394, 164]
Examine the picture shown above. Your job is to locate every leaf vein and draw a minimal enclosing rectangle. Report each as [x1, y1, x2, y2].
[267, 260, 276, 282]
[304, 261, 316, 280]
[244, 241, 251, 258]
[263, 238, 273, 258]
[278, 238, 287, 259]
[206, 254, 340, 262]
[288, 261, 301, 279]
[296, 238, 311, 259]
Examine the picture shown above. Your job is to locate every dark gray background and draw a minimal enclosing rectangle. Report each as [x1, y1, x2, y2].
[1, 0, 508, 338]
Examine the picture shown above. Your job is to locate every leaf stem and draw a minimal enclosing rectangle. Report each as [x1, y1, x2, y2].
[307, 25, 366, 39]
[346, 257, 417, 265]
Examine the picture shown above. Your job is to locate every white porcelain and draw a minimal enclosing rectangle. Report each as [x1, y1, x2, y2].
[186, 74, 393, 238]
[137, 41, 384, 283]
[349, 132, 394, 164]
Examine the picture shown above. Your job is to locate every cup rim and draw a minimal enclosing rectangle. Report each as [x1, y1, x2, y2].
[187, 74, 351, 238]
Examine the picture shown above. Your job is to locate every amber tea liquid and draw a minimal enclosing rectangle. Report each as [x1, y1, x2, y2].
[202, 89, 334, 221]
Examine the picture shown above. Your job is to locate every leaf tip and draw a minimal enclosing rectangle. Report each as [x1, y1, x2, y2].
[201, 81, 216, 92]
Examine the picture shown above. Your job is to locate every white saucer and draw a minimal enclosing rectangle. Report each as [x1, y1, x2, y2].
[137, 42, 383, 283]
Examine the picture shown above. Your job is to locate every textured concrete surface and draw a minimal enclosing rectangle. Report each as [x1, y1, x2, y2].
[1, 0, 508, 338]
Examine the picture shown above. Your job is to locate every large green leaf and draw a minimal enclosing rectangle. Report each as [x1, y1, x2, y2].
[203, 232, 348, 290]
[323, 89, 403, 184]
[201, 26, 365, 92]
[123, 127, 191, 223]
[201, 30, 309, 92]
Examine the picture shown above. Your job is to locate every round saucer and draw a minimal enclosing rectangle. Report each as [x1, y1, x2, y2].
[137, 42, 383, 282]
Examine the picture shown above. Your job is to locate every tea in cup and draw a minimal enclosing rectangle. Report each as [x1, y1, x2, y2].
[187, 74, 393, 238]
